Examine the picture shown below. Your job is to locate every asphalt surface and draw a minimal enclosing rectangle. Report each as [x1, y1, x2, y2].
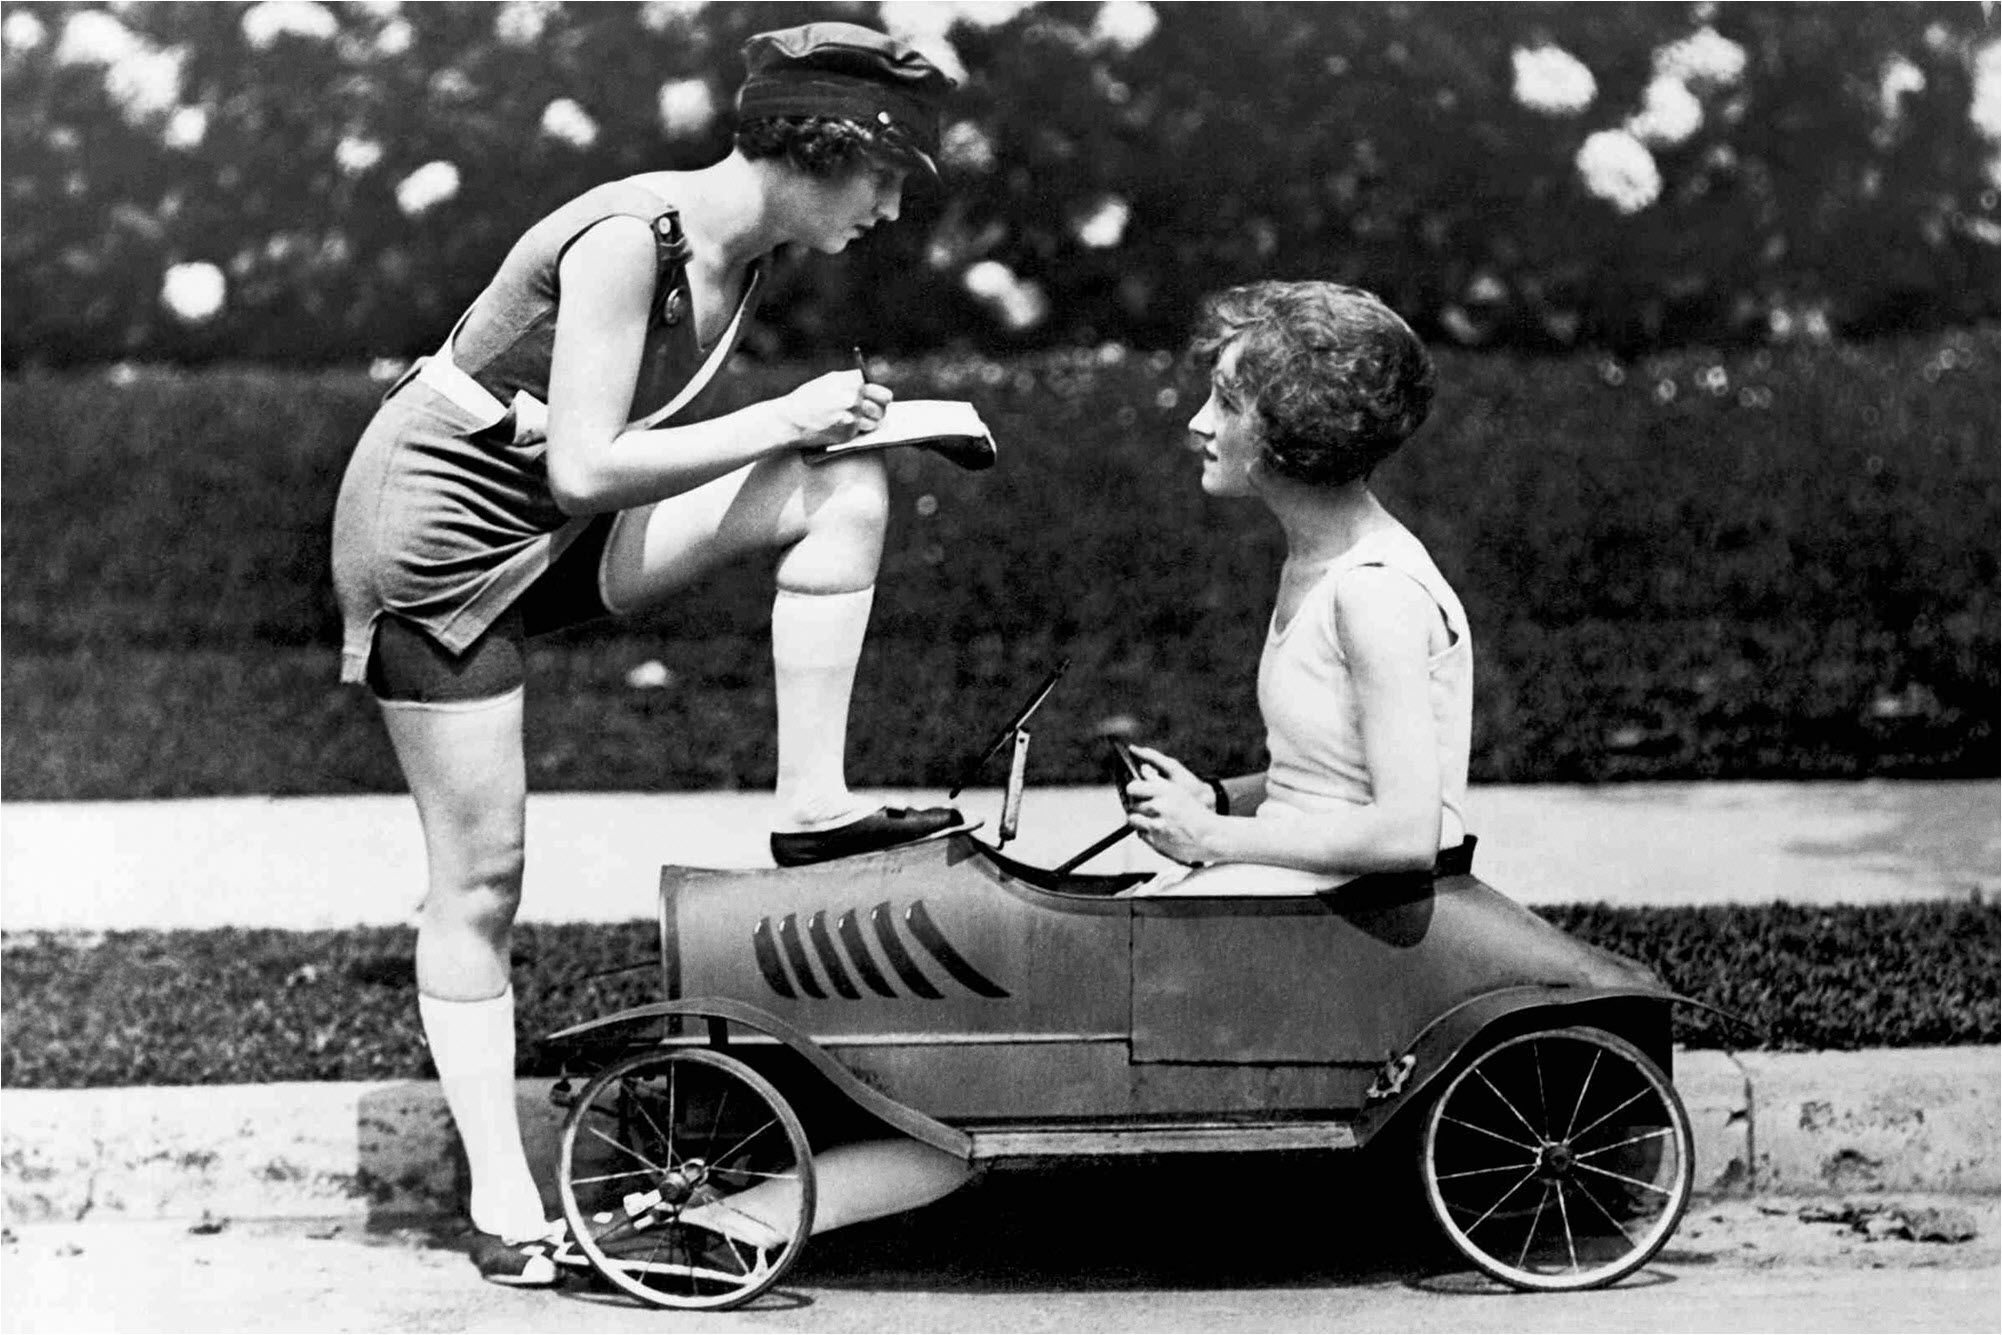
[4, 1193, 1997, 1333]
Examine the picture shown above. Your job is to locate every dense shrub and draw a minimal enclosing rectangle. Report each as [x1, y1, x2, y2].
[3, 333, 1993, 796]
[3, 3, 1995, 365]
[3, 900, 1993, 1086]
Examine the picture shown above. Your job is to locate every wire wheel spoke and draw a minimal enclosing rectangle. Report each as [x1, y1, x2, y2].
[571, 1166, 668, 1189]
[1453, 1165, 1542, 1234]
[1575, 1125, 1676, 1159]
[710, 1115, 783, 1172]
[1574, 1158, 1676, 1197]
[1436, 1162, 1538, 1184]
[1474, 1067, 1549, 1143]
[1566, 1170, 1644, 1243]
[1515, 1183, 1556, 1270]
[585, 1122, 668, 1177]
[1561, 1047, 1604, 1141]
[1440, 1113, 1540, 1157]
[1569, 1085, 1652, 1147]
[1553, 1174, 1580, 1272]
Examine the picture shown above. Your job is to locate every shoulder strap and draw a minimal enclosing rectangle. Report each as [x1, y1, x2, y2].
[647, 207, 691, 327]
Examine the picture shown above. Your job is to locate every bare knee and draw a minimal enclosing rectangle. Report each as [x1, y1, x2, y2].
[810, 453, 889, 539]
[785, 455, 888, 588]
[422, 809, 526, 927]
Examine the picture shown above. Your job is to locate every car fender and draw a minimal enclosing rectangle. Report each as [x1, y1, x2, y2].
[545, 995, 973, 1161]
[1352, 984, 1745, 1143]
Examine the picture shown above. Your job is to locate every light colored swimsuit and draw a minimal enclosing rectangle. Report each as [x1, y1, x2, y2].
[1154, 525, 1472, 895]
[331, 179, 762, 683]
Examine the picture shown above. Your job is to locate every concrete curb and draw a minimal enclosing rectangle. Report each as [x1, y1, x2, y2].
[5, 1048, 1995, 1226]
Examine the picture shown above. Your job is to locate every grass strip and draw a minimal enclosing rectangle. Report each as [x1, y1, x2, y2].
[3, 902, 1992, 1088]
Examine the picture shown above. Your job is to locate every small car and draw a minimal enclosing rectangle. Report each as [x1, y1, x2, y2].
[545, 665, 1707, 1309]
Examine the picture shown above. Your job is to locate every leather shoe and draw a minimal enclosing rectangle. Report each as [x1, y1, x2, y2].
[923, 433, 997, 472]
[770, 805, 966, 867]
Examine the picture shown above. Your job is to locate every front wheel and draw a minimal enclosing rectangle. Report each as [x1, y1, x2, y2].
[1419, 1025, 1692, 1291]
[557, 1046, 816, 1310]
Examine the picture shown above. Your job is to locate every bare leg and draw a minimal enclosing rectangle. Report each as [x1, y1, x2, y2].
[600, 451, 890, 829]
[379, 691, 549, 1245]
[682, 1139, 975, 1249]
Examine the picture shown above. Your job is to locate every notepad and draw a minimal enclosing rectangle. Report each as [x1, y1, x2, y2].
[802, 399, 996, 464]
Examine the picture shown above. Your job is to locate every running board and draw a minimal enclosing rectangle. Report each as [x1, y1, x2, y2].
[965, 1119, 1359, 1160]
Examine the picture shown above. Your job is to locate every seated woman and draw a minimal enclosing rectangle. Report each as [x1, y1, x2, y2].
[1122, 280, 1472, 895]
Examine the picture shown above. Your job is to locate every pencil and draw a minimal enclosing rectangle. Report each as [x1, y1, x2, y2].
[852, 345, 870, 384]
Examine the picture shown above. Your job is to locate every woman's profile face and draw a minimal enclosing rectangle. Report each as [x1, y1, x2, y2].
[799, 161, 907, 253]
[1187, 344, 1261, 497]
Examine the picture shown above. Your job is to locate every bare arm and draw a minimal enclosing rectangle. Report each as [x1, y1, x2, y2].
[1126, 566, 1443, 872]
[542, 217, 886, 514]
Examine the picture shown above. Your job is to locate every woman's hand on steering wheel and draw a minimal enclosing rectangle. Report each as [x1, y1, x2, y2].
[1124, 745, 1224, 866]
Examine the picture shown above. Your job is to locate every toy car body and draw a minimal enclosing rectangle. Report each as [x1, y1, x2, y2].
[550, 812, 1701, 1307]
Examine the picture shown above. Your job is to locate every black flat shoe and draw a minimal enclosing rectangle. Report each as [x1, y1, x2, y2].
[770, 805, 966, 867]
[923, 433, 997, 471]
[468, 1229, 564, 1287]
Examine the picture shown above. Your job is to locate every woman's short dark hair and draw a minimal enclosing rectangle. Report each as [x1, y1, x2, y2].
[736, 116, 906, 178]
[1191, 281, 1435, 487]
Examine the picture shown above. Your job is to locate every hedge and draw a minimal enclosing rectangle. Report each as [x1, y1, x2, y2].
[2, 901, 1993, 1087]
[2, 331, 1995, 798]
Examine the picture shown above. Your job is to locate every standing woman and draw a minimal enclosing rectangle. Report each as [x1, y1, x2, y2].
[1121, 281, 1473, 893]
[331, 23, 965, 1283]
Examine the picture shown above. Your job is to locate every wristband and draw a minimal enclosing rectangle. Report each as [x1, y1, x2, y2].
[1203, 775, 1230, 816]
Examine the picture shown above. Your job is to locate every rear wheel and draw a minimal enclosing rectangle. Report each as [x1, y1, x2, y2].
[1420, 1025, 1692, 1291]
[557, 1046, 815, 1310]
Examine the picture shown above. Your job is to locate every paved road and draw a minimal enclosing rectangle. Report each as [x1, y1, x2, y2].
[3, 780, 1995, 932]
[5, 1188, 1995, 1333]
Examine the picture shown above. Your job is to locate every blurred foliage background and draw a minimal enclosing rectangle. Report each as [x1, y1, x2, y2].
[2, 0, 1996, 365]
[1, 1, 1997, 799]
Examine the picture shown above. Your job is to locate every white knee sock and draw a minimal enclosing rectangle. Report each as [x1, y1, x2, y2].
[771, 586, 877, 832]
[419, 988, 550, 1242]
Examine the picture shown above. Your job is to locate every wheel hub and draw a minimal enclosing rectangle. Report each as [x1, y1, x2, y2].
[658, 1158, 709, 1206]
[1535, 1140, 1576, 1179]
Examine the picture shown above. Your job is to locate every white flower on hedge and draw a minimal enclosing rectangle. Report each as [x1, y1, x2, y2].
[1074, 195, 1131, 249]
[106, 45, 185, 124]
[1627, 74, 1703, 147]
[374, 17, 413, 56]
[161, 261, 226, 324]
[1654, 26, 1746, 91]
[1576, 129, 1662, 214]
[940, 120, 996, 173]
[335, 135, 384, 176]
[656, 78, 715, 135]
[3, 10, 46, 54]
[495, 0, 559, 48]
[963, 259, 1049, 332]
[56, 10, 142, 66]
[1464, 271, 1507, 304]
[395, 160, 460, 217]
[880, 3, 968, 83]
[163, 105, 207, 151]
[639, 0, 706, 33]
[1091, 0, 1159, 54]
[241, 1, 339, 49]
[1878, 55, 1927, 123]
[1971, 41, 1999, 141]
[1511, 43, 1596, 116]
[540, 98, 599, 150]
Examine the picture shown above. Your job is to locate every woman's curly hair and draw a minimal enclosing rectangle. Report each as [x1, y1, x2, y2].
[737, 116, 915, 178]
[1191, 281, 1435, 488]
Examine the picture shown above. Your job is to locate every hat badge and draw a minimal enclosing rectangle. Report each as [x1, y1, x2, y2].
[660, 289, 687, 326]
